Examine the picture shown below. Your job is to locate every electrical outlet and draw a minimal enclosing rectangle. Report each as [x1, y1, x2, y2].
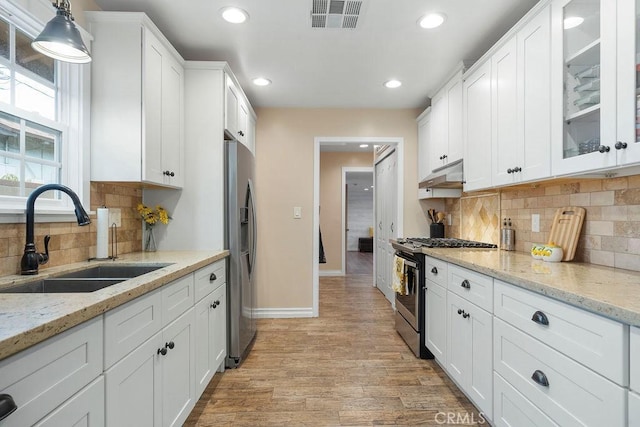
[447, 213, 452, 226]
[531, 213, 540, 232]
[109, 208, 122, 227]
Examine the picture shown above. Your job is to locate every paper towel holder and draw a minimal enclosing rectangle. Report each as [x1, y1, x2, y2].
[89, 222, 118, 261]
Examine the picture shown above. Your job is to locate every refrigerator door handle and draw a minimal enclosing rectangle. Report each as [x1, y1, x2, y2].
[247, 178, 257, 277]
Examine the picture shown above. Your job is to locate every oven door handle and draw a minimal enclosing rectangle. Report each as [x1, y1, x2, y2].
[397, 258, 417, 269]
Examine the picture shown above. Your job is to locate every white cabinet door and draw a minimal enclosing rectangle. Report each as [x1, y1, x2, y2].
[194, 297, 214, 397]
[417, 108, 432, 182]
[225, 76, 239, 138]
[161, 309, 196, 427]
[446, 74, 464, 164]
[631, 391, 640, 427]
[143, 30, 165, 185]
[632, 326, 640, 392]
[518, 4, 551, 182]
[463, 61, 493, 191]
[494, 372, 559, 427]
[446, 291, 469, 387]
[105, 331, 162, 427]
[237, 100, 249, 145]
[425, 281, 447, 363]
[491, 37, 518, 187]
[35, 377, 105, 427]
[211, 284, 227, 371]
[161, 53, 184, 187]
[429, 92, 447, 170]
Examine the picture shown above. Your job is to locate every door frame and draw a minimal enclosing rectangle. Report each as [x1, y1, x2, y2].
[342, 167, 374, 276]
[313, 136, 404, 317]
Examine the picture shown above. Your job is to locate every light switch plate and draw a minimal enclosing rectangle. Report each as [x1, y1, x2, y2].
[293, 207, 302, 219]
[531, 213, 540, 232]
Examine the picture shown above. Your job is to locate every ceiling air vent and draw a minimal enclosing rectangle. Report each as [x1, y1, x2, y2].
[311, 0, 363, 29]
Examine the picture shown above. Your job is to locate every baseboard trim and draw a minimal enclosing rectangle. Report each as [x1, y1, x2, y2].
[319, 270, 344, 277]
[254, 307, 315, 318]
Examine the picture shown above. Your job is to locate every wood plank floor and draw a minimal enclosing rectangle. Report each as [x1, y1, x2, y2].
[346, 251, 373, 275]
[184, 274, 483, 426]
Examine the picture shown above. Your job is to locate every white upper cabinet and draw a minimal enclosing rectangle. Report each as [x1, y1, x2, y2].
[417, 107, 432, 182]
[88, 12, 184, 188]
[551, 0, 640, 175]
[429, 68, 465, 172]
[225, 75, 255, 152]
[463, 61, 493, 192]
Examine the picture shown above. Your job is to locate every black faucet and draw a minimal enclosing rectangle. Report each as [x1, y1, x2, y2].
[21, 184, 91, 275]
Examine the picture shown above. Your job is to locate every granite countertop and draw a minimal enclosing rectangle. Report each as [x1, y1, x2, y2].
[0, 250, 229, 361]
[419, 247, 640, 327]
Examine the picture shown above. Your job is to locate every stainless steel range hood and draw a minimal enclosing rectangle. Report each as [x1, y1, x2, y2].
[419, 159, 464, 189]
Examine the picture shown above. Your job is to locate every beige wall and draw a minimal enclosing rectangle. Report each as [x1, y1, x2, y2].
[71, 0, 101, 29]
[445, 175, 640, 272]
[319, 151, 373, 272]
[255, 108, 424, 309]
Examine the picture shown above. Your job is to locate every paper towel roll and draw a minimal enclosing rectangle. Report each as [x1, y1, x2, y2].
[96, 207, 109, 259]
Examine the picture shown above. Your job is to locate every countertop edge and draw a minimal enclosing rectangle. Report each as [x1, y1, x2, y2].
[0, 250, 229, 361]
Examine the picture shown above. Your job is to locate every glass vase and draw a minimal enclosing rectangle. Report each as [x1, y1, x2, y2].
[144, 225, 157, 252]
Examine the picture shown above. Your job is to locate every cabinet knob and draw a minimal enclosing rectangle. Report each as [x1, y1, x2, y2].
[457, 308, 463, 315]
[460, 279, 471, 289]
[531, 369, 549, 387]
[513, 166, 522, 173]
[170, 171, 175, 177]
[157, 347, 167, 356]
[598, 145, 610, 153]
[431, 266, 438, 275]
[462, 312, 470, 319]
[209, 273, 217, 282]
[165, 341, 175, 350]
[211, 301, 218, 309]
[615, 141, 628, 150]
[215, 300, 221, 306]
[531, 310, 549, 326]
[507, 168, 513, 174]
[0, 394, 17, 421]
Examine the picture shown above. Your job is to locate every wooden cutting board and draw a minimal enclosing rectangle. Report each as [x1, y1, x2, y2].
[548, 206, 586, 261]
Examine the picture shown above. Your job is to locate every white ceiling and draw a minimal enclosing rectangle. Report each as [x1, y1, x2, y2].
[92, 0, 540, 110]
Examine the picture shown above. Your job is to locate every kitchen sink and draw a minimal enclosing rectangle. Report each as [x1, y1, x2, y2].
[0, 278, 125, 293]
[0, 263, 173, 294]
[55, 263, 172, 279]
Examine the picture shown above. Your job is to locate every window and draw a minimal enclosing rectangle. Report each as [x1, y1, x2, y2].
[0, 3, 89, 217]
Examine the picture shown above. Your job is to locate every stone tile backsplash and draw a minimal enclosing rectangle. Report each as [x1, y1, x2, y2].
[0, 183, 143, 277]
[445, 175, 640, 273]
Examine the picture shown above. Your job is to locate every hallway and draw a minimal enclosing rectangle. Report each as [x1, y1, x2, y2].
[185, 274, 482, 426]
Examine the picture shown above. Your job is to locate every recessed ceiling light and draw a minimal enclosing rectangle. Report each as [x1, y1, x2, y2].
[253, 77, 271, 86]
[384, 79, 402, 89]
[564, 16, 584, 29]
[221, 7, 249, 24]
[360, 144, 369, 148]
[418, 13, 446, 29]
[364, 188, 369, 191]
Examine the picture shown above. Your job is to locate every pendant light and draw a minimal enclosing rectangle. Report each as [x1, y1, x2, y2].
[31, 0, 91, 64]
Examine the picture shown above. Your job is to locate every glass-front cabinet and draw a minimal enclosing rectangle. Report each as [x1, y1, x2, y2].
[552, 0, 640, 175]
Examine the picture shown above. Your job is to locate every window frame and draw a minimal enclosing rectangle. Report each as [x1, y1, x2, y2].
[0, 0, 90, 222]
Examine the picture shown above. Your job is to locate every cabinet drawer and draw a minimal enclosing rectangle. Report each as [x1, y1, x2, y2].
[425, 256, 447, 287]
[494, 280, 628, 385]
[35, 376, 104, 427]
[0, 317, 103, 427]
[632, 326, 640, 392]
[494, 372, 558, 427]
[162, 274, 195, 326]
[194, 260, 226, 302]
[104, 288, 162, 368]
[448, 264, 493, 312]
[494, 318, 626, 427]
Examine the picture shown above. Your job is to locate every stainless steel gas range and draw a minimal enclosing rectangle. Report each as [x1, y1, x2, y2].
[391, 237, 497, 358]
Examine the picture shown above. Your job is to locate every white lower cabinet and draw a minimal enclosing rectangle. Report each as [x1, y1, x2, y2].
[494, 318, 626, 426]
[194, 283, 227, 397]
[0, 317, 103, 427]
[35, 377, 105, 427]
[106, 308, 195, 427]
[493, 372, 558, 427]
[631, 391, 640, 427]
[425, 281, 447, 363]
[446, 291, 493, 420]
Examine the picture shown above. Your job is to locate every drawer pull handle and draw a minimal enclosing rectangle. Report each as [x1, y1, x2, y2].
[531, 370, 549, 387]
[461, 279, 471, 289]
[0, 394, 17, 421]
[431, 267, 438, 275]
[210, 273, 217, 282]
[531, 311, 549, 326]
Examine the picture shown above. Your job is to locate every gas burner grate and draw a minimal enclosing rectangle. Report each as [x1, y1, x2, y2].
[405, 237, 497, 249]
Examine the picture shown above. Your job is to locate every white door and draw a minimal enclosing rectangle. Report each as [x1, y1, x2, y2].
[374, 149, 397, 304]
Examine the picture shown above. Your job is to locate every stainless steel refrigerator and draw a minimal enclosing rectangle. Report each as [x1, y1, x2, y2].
[225, 139, 257, 368]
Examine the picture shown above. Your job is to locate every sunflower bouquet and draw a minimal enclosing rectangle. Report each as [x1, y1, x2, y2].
[137, 203, 171, 251]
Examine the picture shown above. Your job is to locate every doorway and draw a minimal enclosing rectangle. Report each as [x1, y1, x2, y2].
[313, 137, 404, 317]
[343, 168, 374, 275]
